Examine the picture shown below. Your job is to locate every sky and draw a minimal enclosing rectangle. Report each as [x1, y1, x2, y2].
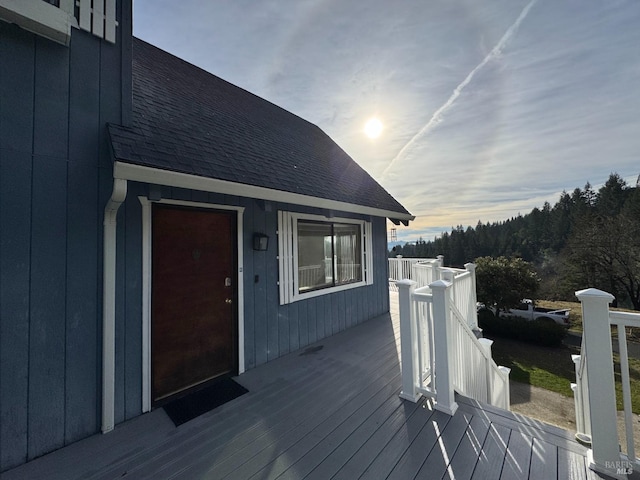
[133, 0, 640, 243]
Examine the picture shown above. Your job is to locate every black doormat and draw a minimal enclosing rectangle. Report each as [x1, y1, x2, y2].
[163, 377, 248, 427]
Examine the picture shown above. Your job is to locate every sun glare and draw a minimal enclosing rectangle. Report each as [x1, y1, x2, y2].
[364, 117, 383, 139]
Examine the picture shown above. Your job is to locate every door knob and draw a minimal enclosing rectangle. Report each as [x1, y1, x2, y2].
[225, 298, 233, 304]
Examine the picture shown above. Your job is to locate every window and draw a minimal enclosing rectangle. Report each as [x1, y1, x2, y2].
[278, 211, 373, 304]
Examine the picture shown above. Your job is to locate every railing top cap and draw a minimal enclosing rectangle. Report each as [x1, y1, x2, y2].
[575, 288, 615, 302]
[429, 279, 452, 289]
[395, 279, 417, 287]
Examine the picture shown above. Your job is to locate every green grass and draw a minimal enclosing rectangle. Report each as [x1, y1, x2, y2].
[490, 335, 640, 413]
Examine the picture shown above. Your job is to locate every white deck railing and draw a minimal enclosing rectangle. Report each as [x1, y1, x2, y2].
[572, 288, 640, 478]
[390, 257, 479, 331]
[396, 275, 510, 415]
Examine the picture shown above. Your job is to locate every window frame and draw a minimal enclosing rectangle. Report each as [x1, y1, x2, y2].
[0, 0, 75, 45]
[278, 211, 374, 305]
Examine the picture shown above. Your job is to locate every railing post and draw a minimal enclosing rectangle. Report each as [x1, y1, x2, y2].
[430, 279, 458, 415]
[478, 338, 494, 405]
[571, 354, 590, 440]
[464, 263, 479, 330]
[435, 255, 444, 281]
[575, 288, 620, 477]
[441, 269, 455, 306]
[398, 279, 420, 402]
[498, 366, 511, 410]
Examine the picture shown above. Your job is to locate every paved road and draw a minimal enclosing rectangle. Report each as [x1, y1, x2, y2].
[564, 331, 640, 359]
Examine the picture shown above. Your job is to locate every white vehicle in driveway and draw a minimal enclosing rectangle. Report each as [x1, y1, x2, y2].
[507, 299, 570, 327]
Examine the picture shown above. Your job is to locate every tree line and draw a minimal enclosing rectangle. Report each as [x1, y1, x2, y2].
[391, 173, 640, 309]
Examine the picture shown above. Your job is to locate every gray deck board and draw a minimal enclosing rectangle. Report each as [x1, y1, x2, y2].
[442, 412, 492, 480]
[529, 437, 558, 480]
[3, 293, 604, 480]
[415, 409, 473, 479]
[470, 423, 511, 480]
[500, 430, 533, 480]
[386, 408, 452, 480]
[273, 374, 403, 480]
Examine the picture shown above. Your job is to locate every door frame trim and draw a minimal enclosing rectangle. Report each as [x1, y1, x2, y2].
[139, 197, 245, 413]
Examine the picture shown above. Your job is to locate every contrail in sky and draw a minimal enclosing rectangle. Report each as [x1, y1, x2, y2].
[381, 0, 538, 180]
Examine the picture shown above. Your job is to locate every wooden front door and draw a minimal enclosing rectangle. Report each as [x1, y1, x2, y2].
[151, 205, 237, 403]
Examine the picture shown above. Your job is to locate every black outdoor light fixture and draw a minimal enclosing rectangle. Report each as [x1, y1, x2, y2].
[253, 233, 269, 251]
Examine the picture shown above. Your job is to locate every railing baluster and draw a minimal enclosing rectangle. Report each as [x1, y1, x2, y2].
[617, 323, 635, 461]
[398, 280, 420, 402]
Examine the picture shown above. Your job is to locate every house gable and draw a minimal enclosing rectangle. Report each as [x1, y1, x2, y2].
[108, 38, 413, 223]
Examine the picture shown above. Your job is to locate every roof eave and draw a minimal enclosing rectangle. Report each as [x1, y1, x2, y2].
[114, 161, 414, 222]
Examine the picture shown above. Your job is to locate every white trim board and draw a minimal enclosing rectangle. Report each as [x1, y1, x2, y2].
[115, 162, 414, 222]
[138, 197, 246, 413]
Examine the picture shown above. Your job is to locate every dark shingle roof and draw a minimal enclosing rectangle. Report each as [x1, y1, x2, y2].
[108, 37, 412, 218]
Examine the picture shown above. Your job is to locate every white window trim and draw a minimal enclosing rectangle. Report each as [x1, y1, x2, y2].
[0, 0, 118, 45]
[139, 197, 245, 413]
[278, 211, 374, 305]
[0, 0, 76, 45]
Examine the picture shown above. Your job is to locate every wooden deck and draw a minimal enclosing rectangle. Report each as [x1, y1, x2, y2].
[3, 293, 611, 480]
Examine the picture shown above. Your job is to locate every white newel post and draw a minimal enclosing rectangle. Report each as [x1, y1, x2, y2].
[441, 269, 454, 304]
[435, 255, 444, 281]
[465, 263, 479, 330]
[478, 338, 494, 405]
[430, 279, 458, 415]
[498, 366, 511, 410]
[398, 280, 421, 402]
[576, 288, 621, 477]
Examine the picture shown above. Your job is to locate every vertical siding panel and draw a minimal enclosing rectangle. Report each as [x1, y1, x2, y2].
[0, 22, 34, 470]
[265, 209, 279, 361]
[0, 152, 32, 469]
[28, 155, 67, 460]
[288, 302, 299, 352]
[346, 291, 355, 328]
[331, 292, 340, 334]
[278, 307, 290, 356]
[378, 218, 390, 314]
[325, 293, 333, 337]
[298, 300, 308, 348]
[242, 199, 255, 369]
[315, 296, 325, 340]
[27, 36, 69, 460]
[64, 161, 99, 442]
[32, 38, 69, 158]
[339, 291, 347, 331]
[124, 192, 142, 419]
[253, 201, 268, 366]
[64, 31, 100, 443]
[354, 287, 362, 325]
[0, 23, 34, 153]
[307, 297, 317, 344]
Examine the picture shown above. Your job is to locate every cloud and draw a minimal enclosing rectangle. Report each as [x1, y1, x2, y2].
[134, 0, 640, 244]
[380, 0, 538, 181]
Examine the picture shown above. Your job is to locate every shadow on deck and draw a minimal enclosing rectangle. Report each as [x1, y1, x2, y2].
[3, 293, 612, 479]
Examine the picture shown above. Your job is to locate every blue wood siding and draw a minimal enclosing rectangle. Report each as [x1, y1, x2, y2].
[115, 190, 392, 396]
[0, 1, 131, 471]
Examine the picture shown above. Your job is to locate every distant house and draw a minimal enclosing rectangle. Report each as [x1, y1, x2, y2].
[0, 0, 412, 472]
